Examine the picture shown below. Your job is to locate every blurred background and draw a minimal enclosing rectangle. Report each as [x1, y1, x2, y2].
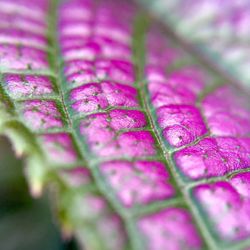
[0, 136, 78, 250]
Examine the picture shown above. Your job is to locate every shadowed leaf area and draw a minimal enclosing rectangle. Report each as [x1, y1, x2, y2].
[0, 137, 78, 250]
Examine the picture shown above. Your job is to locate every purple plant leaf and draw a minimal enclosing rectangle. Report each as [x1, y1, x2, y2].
[0, 0, 249, 250]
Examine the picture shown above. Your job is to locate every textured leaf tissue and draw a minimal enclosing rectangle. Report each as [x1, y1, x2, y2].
[0, 0, 249, 249]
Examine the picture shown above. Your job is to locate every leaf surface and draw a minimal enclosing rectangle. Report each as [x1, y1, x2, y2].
[0, 0, 250, 250]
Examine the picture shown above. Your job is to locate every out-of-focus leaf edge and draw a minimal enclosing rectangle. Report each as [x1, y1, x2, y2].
[136, 0, 250, 93]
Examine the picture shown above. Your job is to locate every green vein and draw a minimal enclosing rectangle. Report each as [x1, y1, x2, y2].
[48, 1, 141, 249]
[132, 14, 219, 250]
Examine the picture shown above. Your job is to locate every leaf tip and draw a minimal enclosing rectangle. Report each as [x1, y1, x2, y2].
[30, 180, 43, 198]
